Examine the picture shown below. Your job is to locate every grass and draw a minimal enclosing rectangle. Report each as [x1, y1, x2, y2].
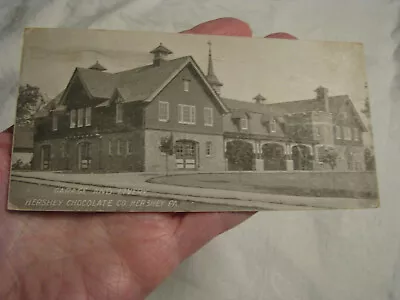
[149, 172, 379, 199]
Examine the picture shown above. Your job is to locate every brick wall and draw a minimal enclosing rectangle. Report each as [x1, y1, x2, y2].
[144, 129, 225, 172]
[32, 130, 145, 172]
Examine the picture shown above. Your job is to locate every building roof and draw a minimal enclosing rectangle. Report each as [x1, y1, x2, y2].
[222, 98, 285, 116]
[65, 57, 189, 102]
[34, 91, 65, 118]
[115, 57, 190, 102]
[13, 126, 33, 149]
[76, 68, 117, 99]
[223, 95, 368, 131]
[51, 53, 228, 113]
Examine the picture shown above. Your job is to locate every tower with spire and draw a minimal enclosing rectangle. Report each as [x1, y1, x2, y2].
[206, 41, 223, 95]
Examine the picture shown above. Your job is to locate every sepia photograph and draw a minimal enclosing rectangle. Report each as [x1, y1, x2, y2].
[8, 27, 379, 212]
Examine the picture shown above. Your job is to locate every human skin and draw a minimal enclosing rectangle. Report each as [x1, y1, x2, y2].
[0, 18, 296, 300]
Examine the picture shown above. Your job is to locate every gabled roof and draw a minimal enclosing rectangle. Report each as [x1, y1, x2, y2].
[222, 98, 286, 116]
[267, 98, 324, 114]
[56, 55, 228, 114]
[34, 90, 65, 118]
[231, 109, 249, 119]
[115, 57, 189, 102]
[75, 68, 117, 99]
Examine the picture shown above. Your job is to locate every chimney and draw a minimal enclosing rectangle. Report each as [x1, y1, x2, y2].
[150, 43, 173, 66]
[315, 86, 329, 113]
[253, 93, 266, 104]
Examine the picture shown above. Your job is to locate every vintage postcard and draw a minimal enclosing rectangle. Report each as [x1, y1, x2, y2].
[8, 28, 379, 212]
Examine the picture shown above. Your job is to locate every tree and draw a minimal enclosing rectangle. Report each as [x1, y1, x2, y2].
[16, 84, 45, 126]
[225, 140, 255, 171]
[319, 146, 339, 170]
[159, 133, 174, 176]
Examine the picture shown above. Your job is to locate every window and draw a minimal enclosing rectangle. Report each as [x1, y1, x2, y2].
[315, 126, 321, 137]
[60, 142, 66, 158]
[240, 117, 248, 130]
[344, 126, 351, 140]
[108, 140, 113, 156]
[178, 104, 196, 124]
[70, 109, 76, 128]
[335, 125, 342, 139]
[52, 114, 58, 131]
[204, 107, 213, 126]
[117, 140, 123, 156]
[183, 80, 190, 92]
[116, 104, 123, 123]
[206, 142, 212, 156]
[158, 101, 169, 122]
[353, 128, 359, 141]
[127, 141, 133, 154]
[85, 107, 91, 126]
[119, 140, 125, 155]
[77, 108, 84, 128]
[270, 119, 277, 133]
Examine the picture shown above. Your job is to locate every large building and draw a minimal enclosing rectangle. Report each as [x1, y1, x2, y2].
[32, 42, 368, 173]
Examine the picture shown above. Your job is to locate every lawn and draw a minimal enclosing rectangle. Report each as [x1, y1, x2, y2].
[149, 172, 379, 199]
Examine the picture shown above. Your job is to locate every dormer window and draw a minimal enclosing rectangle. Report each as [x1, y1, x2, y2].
[116, 103, 123, 123]
[335, 125, 342, 139]
[315, 126, 321, 137]
[52, 113, 58, 131]
[270, 119, 277, 133]
[70, 109, 76, 128]
[85, 107, 92, 127]
[240, 118, 248, 130]
[344, 126, 352, 140]
[353, 128, 359, 141]
[77, 108, 84, 128]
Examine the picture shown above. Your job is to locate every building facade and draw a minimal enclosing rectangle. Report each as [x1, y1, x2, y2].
[32, 42, 368, 173]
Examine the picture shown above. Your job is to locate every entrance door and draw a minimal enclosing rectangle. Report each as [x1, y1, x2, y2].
[175, 140, 197, 170]
[262, 143, 286, 170]
[78, 142, 92, 171]
[40, 145, 51, 170]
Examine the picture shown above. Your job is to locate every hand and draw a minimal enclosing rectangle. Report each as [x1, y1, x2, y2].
[0, 19, 296, 300]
